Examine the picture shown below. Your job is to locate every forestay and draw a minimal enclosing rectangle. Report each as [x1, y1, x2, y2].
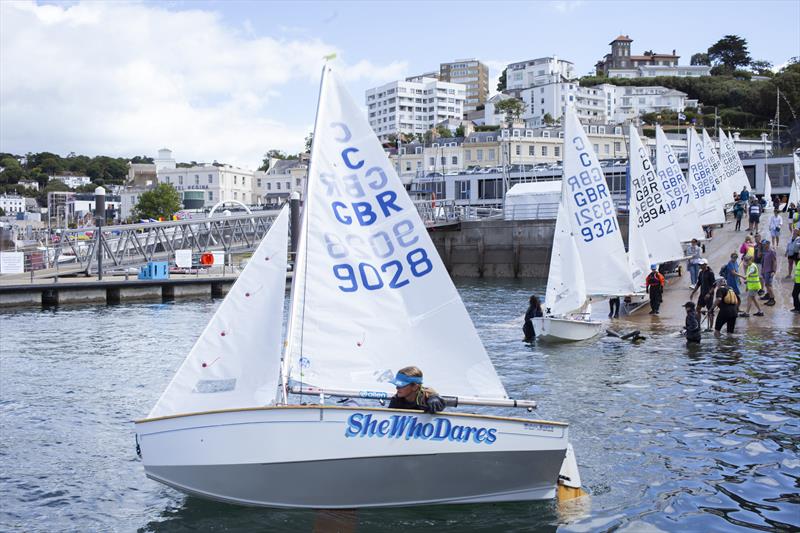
[719, 130, 750, 194]
[544, 191, 587, 316]
[628, 126, 683, 264]
[686, 127, 725, 226]
[702, 129, 734, 206]
[560, 107, 634, 296]
[284, 64, 507, 400]
[148, 206, 289, 419]
[655, 126, 704, 243]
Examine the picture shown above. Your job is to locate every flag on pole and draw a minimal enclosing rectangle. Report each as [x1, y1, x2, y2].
[678, 112, 686, 121]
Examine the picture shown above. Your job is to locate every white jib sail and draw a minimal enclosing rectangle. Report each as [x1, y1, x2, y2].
[655, 125, 704, 242]
[686, 127, 726, 226]
[148, 206, 290, 419]
[284, 64, 507, 400]
[702, 129, 734, 206]
[791, 152, 800, 206]
[544, 190, 588, 316]
[719, 130, 750, 195]
[561, 106, 635, 296]
[628, 125, 684, 263]
[764, 170, 772, 202]
[628, 197, 651, 292]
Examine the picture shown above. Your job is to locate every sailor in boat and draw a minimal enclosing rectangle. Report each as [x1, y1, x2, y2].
[388, 366, 446, 414]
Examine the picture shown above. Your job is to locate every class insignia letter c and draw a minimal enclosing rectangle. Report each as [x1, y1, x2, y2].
[331, 122, 352, 143]
[342, 147, 364, 170]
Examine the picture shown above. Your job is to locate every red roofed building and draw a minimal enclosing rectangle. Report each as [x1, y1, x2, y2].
[595, 35, 708, 78]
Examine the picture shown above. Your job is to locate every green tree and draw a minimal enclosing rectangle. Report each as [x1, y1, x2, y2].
[259, 149, 289, 171]
[0, 207, 5, 216]
[708, 35, 751, 74]
[495, 98, 525, 126]
[304, 132, 314, 153]
[435, 125, 453, 138]
[542, 113, 555, 126]
[132, 183, 182, 220]
[749, 59, 773, 76]
[130, 155, 154, 164]
[496, 68, 507, 92]
[691, 52, 710, 66]
[454, 125, 465, 137]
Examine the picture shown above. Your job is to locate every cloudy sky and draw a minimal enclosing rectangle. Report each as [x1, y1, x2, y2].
[1, 0, 797, 169]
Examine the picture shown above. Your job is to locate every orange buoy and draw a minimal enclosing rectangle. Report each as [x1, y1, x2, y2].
[200, 253, 214, 266]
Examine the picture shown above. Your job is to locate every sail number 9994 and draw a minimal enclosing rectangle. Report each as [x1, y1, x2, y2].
[333, 248, 433, 292]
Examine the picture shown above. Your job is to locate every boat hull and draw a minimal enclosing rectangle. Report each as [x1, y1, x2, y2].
[532, 316, 603, 342]
[135, 406, 568, 508]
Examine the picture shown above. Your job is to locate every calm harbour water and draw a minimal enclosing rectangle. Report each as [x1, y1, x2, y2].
[1, 279, 798, 532]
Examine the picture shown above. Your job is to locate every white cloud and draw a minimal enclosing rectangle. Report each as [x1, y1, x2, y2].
[0, 1, 400, 169]
[550, 1, 585, 13]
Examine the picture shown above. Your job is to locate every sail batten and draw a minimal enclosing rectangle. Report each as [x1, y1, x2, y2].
[284, 65, 507, 400]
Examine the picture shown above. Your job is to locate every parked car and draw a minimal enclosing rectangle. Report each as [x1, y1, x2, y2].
[425, 172, 443, 178]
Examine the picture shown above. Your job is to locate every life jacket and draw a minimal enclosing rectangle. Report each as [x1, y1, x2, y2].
[646, 271, 664, 288]
[745, 263, 762, 291]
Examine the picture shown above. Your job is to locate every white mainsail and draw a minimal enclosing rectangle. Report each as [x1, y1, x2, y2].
[148, 206, 290, 419]
[628, 125, 683, 263]
[284, 64, 507, 399]
[791, 151, 800, 207]
[561, 106, 634, 296]
[686, 127, 726, 225]
[655, 125, 704, 242]
[719, 130, 750, 194]
[702, 129, 734, 206]
[627, 197, 651, 292]
[544, 190, 587, 316]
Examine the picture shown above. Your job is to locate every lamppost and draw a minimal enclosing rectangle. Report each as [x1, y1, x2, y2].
[95, 186, 105, 281]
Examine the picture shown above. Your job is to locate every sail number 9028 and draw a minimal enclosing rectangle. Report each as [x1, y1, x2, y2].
[333, 248, 433, 292]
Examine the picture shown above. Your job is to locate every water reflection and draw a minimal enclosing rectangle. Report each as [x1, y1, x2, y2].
[1, 280, 798, 532]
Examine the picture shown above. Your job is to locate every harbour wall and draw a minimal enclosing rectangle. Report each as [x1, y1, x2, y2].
[430, 216, 630, 278]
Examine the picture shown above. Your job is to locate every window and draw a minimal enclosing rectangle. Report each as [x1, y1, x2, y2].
[234, 176, 237, 185]
[234, 191, 238, 199]
[515, 145, 521, 156]
[194, 174, 200, 185]
[429, 157, 435, 166]
[441, 156, 446, 166]
[208, 191, 213, 201]
[529, 146, 535, 156]
[554, 146, 561, 157]
[542, 146, 548, 156]
[296, 179, 301, 186]
[593, 144, 599, 152]
[267, 183, 271, 190]
[466, 149, 471, 160]
[178, 176, 183, 185]
[614, 142, 621, 152]
[456, 180, 471, 200]
[488, 149, 495, 161]
[276, 182, 281, 190]
[165, 176, 170, 183]
[477, 149, 483, 161]
[604, 144, 610, 154]
[478, 178, 503, 199]
[451, 156, 458, 165]
[208, 174, 213, 184]
[257, 178, 262, 187]
[286, 182, 290, 189]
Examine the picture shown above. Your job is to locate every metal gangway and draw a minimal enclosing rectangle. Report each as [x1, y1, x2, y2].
[38, 210, 281, 277]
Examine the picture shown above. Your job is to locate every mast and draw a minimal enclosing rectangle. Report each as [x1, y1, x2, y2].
[280, 61, 331, 403]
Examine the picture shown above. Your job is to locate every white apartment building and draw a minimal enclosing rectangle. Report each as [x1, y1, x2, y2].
[157, 164, 255, 207]
[597, 84, 694, 123]
[51, 175, 91, 188]
[521, 82, 607, 126]
[505, 57, 575, 93]
[254, 158, 308, 207]
[0, 194, 25, 214]
[366, 78, 466, 141]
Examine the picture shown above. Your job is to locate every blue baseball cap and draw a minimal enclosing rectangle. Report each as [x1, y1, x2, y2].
[650, 264, 658, 270]
[390, 372, 422, 388]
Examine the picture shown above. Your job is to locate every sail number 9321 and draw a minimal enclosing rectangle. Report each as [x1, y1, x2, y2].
[333, 248, 433, 292]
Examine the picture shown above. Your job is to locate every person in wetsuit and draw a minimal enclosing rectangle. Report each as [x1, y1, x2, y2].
[388, 366, 445, 413]
[523, 295, 544, 341]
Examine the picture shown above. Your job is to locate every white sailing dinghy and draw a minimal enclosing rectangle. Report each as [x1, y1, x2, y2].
[719, 130, 751, 194]
[655, 125, 704, 243]
[687, 127, 726, 227]
[134, 63, 582, 508]
[533, 106, 632, 341]
[532, 186, 602, 341]
[702, 129, 735, 207]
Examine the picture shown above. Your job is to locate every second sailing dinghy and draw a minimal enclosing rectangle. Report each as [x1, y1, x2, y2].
[134, 63, 582, 508]
[533, 106, 632, 341]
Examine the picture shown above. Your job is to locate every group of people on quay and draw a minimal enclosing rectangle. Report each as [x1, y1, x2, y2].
[681, 188, 800, 341]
